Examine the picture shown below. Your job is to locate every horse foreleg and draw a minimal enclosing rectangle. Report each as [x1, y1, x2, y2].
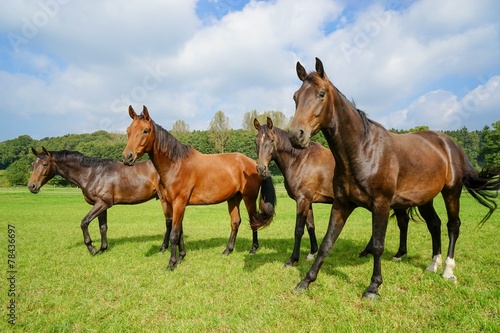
[295, 202, 354, 292]
[96, 210, 108, 254]
[362, 204, 390, 300]
[306, 206, 318, 260]
[81, 202, 109, 255]
[167, 204, 186, 270]
[160, 217, 172, 253]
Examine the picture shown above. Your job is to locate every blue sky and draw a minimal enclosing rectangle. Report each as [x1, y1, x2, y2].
[0, 0, 499, 142]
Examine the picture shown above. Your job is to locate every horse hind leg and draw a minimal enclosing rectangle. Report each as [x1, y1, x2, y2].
[306, 204, 318, 260]
[442, 192, 461, 282]
[417, 201, 443, 273]
[392, 209, 409, 260]
[223, 196, 242, 255]
[81, 202, 108, 255]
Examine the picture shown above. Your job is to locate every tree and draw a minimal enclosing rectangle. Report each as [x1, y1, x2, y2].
[208, 111, 231, 153]
[241, 110, 288, 130]
[170, 120, 190, 143]
[481, 121, 500, 165]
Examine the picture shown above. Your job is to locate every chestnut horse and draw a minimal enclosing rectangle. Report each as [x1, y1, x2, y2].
[28, 147, 172, 254]
[122, 105, 276, 270]
[254, 117, 415, 266]
[289, 58, 500, 299]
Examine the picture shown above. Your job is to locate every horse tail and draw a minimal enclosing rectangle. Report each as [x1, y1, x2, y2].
[250, 176, 276, 230]
[462, 161, 500, 225]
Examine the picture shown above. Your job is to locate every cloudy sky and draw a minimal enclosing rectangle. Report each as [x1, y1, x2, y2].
[0, 0, 499, 142]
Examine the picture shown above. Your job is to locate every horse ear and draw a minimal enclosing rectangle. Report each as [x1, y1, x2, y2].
[128, 105, 138, 119]
[296, 61, 307, 81]
[253, 118, 261, 130]
[31, 147, 39, 156]
[42, 146, 50, 157]
[266, 117, 273, 129]
[142, 105, 151, 121]
[315, 57, 326, 79]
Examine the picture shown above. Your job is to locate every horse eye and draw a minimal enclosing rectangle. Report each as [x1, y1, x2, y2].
[318, 91, 326, 99]
[43, 162, 48, 167]
[143, 128, 149, 134]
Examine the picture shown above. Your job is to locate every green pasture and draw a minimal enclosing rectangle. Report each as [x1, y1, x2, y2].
[1, 185, 499, 332]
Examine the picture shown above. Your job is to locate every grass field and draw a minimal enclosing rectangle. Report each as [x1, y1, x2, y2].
[1, 185, 499, 332]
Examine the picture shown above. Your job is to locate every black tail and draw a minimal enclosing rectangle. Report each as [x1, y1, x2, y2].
[463, 163, 500, 225]
[250, 176, 276, 230]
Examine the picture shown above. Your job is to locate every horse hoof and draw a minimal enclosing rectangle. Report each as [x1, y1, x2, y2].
[292, 281, 309, 294]
[362, 291, 380, 301]
[306, 253, 315, 261]
[359, 251, 370, 258]
[221, 249, 232, 256]
[392, 256, 402, 262]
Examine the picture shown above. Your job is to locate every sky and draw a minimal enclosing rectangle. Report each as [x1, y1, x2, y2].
[0, 0, 499, 142]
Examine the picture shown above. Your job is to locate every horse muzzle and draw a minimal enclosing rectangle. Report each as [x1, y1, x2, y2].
[256, 164, 270, 178]
[288, 128, 309, 149]
[27, 182, 40, 194]
[122, 151, 137, 166]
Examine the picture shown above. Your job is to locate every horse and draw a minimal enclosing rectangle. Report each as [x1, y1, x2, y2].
[254, 117, 414, 266]
[288, 57, 500, 299]
[122, 105, 276, 270]
[28, 147, 172, 255]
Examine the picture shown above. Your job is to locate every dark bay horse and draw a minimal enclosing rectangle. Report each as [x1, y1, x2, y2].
[254, 117, 414, 266]
[28, 147, 172, 254]
[122, 105, 276, 270]
[289, 58, 500, 299]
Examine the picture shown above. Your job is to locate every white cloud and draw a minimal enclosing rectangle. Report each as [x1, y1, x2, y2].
[0, 0, 499, 141]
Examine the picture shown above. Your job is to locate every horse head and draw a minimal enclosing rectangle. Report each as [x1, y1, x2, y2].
[28, 147, 56, 193]
[122, 105, 155, 166]
[254, 117, 276, 178]
[289, 57, 333, 148]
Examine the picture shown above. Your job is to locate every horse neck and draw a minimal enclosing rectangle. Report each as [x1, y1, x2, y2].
[272, 128, 299, 177]
[323, 88, 372, 171]
[51, 154, 89, 189]
[149, 122, 189, 173]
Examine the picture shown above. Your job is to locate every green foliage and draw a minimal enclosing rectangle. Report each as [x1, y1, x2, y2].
[208, 110, 231, 153]
[1, 120, 500, 186]
[481, 121, 500, 165]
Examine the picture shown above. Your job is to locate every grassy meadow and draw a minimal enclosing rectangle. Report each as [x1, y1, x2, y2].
[1, 185, 499, 332]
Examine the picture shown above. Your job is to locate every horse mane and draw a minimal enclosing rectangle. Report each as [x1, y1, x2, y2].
[47, 150, 117, 167]
[151, 121, 191, 161]
[332, 84, 384, 137]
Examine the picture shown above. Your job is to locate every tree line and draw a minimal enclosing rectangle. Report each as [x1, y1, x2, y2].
[1, 109, 499, 187]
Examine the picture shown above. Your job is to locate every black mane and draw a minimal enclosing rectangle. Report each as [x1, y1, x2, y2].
[152, 121, 191, 161]
[49, 150, 117, 167]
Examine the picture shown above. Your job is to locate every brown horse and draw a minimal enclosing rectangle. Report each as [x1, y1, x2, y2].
[28, 147, 172, 254]
[122, 105, 276, 270]
[289, 58, 500, 299]
[254, 117, 415, 266]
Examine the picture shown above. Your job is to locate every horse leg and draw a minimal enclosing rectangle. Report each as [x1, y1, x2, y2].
[362, 203, 391, 300]
[285, 199, 309, 267]
[417, 201, 442, 273]
[242, 194, 260, 254]
[223, 196, 242, 255]
[96, 210, 108, 254]
[442, 192, 461, 282]
[392, 209, 410, 260]
[81, 202, 109, 255]
[160, 217, 172, 253]
[167, 203, 187, 270]
[160, 200, 172, 253]
[295, 201, 355, 292]
[306, 204, 318, 260]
